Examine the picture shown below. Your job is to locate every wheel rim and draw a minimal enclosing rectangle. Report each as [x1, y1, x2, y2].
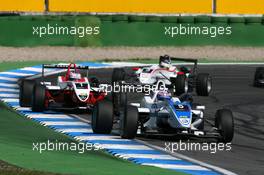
[207, 78, 212, 93]
[184, 80, 188, 93]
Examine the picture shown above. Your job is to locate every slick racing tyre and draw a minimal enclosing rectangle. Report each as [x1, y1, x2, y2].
[31, 84, 46, 112]
[90, 77, 100, 87]
[196, 73, 212, 96]
[92, 101, 113, 134]
[19, 79, 35, 107]
[215, 109, 234, 143]
[112, 68, 126, 115]
[173, 74, 188, 96]
[112, 88, 127, 117]
[112, 68, 126, 84]
[120, 105, 138, 139]
[253, 67, 264, 87]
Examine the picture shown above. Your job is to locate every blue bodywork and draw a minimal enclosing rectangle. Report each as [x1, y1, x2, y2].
[157, 95, 192, 129]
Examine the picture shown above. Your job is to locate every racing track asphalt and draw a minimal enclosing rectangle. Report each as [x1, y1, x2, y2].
[34, 64, 264, 175]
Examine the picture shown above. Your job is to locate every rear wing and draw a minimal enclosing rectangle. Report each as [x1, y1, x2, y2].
[42, 64, 89, 70]
[160, 55, 198, 75]
[41, 64, 89, 80]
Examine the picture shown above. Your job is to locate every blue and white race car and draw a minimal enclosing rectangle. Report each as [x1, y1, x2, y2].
[92, 81, 234, 143]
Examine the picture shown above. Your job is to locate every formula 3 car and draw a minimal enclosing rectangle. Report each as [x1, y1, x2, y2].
[92, 81, 234, 143]
[19, 63, 106, 112]
[112, 55, 212, 96]
[253, 67, 264, 87]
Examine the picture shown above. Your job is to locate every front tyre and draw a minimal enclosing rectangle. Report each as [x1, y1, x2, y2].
[196, 73, 212, 96]
[120, 105, 138, 139]
[215, 109, 234, 143]
[31, 84, 46, 112]
[92, 101, 113, 134]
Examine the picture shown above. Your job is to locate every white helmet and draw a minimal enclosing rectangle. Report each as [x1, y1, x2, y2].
[69, 72, 81, 80]
[157, 89, 171, 100]
[159, 55, 171, 68]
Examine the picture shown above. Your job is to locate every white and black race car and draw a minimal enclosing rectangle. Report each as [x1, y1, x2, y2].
[253, 67, 264, 87]
[112, 55, 212, 96]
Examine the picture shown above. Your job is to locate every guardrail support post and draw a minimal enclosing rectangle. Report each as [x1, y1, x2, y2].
[212, 0, 217, 13]
[44, 0, 49, 12]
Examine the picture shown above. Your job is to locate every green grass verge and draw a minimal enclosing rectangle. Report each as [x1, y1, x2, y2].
[0, 62, 187, 175]
[0, 99, 187, 175]
[0, 61, 60, 72]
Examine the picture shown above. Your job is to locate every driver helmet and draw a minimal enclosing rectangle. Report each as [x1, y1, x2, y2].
[157, 90, 171, 100]
[159, 55, 171, 68]
[69, 71, 81, 80]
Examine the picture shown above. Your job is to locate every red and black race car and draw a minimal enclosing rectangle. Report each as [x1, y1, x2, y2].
[19, 63, 106, 112]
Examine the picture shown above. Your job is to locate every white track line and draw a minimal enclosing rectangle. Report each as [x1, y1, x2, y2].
[14, 107, 31, 111]
[142, 163, 209, 171]
[27, 114, 73, 119]
[56, 128, 93, 133]
[0, 94, 19, 98]
[20, 67, 42, 72]
[108, 62, 264, 67]
[100, 144, 153, 150]
[0, 88, 19, 92]
[117, 154, 179, 160]
[75, 135, 130, 141]
[0, 72, 35, 76]
[42, 121, 87, 126]
[0, 83, 18, 88]
[0, 77, 18, 81]
[1, 98, 19, 102]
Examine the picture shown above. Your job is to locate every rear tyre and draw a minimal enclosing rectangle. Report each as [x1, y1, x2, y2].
[112, 68, 126, 115]
[19, 79, 35, 107]
[90, 77, 99, 87]
[112, 68, 126, 84]
[173, 74, 188, 96]
[120, 105, 138, 139]
[215, 109, 234, 143]
[196, 73, 212, 96]
[253, 67, 264, 87]
[92, 101, 113, 134]
[31, 84, 46, 112]
[112, 85, 127, 117]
